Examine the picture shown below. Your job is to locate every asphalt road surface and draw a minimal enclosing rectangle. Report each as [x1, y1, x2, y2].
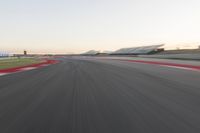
[0, 57, 200, 133]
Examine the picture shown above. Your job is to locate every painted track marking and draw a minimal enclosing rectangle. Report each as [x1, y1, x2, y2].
[19, 67, 37, 71]
[0, 73, 7, 76]
[159, 65, 199, 71]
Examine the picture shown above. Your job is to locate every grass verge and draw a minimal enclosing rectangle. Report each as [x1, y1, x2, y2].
[0, 58, 43, 70]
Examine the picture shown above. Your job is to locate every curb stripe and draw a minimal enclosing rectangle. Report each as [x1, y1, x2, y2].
[111, 59, 200, 71]
[159, 65, 199, 71]
[0, 59, 59, 76]
[19, 67, 37, 71]
[0, 73, 7, 76]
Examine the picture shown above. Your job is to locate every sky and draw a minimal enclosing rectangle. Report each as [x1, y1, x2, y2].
[0, 0, 200, 54]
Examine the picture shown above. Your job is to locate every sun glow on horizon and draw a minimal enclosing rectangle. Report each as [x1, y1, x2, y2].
[1, 0, 200, 54]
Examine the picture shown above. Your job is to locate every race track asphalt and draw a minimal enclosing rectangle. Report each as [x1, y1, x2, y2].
[0, 57, 200, 133]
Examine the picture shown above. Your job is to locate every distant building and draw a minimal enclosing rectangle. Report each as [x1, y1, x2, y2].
[81, 50, 100, 56]
[24, 50, 27, 55]
[0, 51, 9, 57]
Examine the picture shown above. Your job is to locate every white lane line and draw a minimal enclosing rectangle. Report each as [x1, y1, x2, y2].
[0, 73, 8, 76]
[19, 67, 37, 71]
[160, 65, 199, 71]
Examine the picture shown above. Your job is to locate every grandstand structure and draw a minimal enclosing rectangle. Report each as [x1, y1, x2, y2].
[111, 44, 164, 55]
[0, 51, 9, 57]
[156, 48, 200, 55]
[81, 50, 100, 55]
